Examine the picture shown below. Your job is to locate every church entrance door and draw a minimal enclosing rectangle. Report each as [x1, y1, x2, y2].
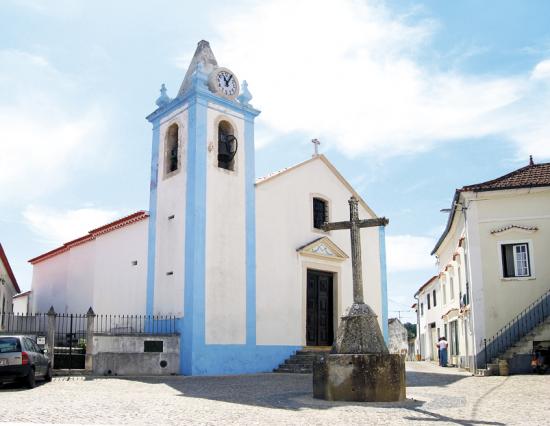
[306, 269, 334, 346]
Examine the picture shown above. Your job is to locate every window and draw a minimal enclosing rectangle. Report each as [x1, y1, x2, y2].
[218, 120, 237, 171]
[313, 197, 328, 230]
[427, 293, 431, 309]
[501, 243, 531, 277]
[420, 303, 424, 316]
[165, 124, 179, 174]
[449, 276, 454, 300]
[442, 283, 447, 305]
[432, 290, 437, 307]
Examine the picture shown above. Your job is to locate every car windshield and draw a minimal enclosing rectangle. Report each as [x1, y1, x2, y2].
[0, 337, 21, 353]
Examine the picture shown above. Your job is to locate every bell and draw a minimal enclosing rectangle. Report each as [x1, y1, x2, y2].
[218, 134, 238, 164]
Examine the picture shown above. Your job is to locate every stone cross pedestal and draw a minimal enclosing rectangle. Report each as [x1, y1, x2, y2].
[313, 197, 405, 402]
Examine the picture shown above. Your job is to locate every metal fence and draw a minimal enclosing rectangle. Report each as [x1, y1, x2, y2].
[0, 312, 48, 334]
[0, 311, 178, 336]
[93, 314, 178, 334]
[482, 288, 550, 367]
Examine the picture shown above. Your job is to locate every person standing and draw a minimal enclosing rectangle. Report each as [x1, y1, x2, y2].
[437, 337, 449, 367]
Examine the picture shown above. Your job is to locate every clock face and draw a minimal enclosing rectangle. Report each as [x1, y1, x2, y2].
[216, 70, 238, 97]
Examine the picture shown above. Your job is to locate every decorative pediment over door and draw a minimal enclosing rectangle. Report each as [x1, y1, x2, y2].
[296, 237, 349, 262]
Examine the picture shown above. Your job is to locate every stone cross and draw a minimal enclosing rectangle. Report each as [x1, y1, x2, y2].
[311, 138, 320, 156]
[322, 196, 388, 304]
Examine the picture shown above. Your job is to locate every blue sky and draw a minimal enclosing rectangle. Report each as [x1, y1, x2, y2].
[2, 0, 550, 322]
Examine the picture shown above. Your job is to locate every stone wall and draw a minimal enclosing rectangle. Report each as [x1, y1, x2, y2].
[92, 334, 179, 376]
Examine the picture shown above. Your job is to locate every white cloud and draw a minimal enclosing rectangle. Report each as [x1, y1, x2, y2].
[23, 205, 120, 245]
[386, 235, 436, 272]
[0, 49, 108, 204]
[209, 0, 550, 159]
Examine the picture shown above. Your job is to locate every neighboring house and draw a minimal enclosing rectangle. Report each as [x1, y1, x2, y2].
[415, 158, 550, 371]
[414, 276, 445, 362]
[12, 291, 32, 315]
[0, 243, 21, 330]
[387, 318, 408, 355]
[26, 40, 389, 376]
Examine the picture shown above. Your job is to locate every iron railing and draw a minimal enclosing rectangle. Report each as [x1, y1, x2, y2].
[0, 312, 48, 334]
[93, 314, 178, 335]
[482, 288, 550, 367]
[0, 312, 178, 335]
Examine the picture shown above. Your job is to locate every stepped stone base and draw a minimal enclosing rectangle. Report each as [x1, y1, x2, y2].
[313, 353, 406, 402]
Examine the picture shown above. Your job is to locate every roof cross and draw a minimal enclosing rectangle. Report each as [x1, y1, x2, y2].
[311, 138, 320, 157]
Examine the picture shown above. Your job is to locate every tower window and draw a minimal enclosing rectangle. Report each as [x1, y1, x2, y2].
[166, 124, 179, 174]
[218, 120, 237, 171]
[313, 197, 328, 230]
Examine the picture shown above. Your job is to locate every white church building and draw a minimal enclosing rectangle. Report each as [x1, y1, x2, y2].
[28, 40, 389, 376]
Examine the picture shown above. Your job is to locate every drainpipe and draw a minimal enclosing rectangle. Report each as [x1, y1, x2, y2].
[461, 199, 478, 373]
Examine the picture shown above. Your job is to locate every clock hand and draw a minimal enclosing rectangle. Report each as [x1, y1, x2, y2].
[227, 75, 233, 85]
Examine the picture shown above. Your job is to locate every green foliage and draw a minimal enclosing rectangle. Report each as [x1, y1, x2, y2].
[404, 322, 416, 339]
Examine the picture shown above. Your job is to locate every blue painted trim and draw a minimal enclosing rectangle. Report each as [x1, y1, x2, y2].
[244, 113, 257, 346]
[192, 345, 301, 376]
[379, 226, 389, 343]
[147, 88, 260, 124]
[181, 95, 208, 375]
[145, 119, 161, 317]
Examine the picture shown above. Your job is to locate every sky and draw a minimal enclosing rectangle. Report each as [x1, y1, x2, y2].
[2, 0, 550, 323]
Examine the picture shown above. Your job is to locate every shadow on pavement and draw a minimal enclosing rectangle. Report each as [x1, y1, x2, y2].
[406, 370, 469, 387]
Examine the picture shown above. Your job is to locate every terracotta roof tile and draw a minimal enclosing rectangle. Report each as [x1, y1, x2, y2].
[461, 162, 550, 192]
[29, 211, 149, 264]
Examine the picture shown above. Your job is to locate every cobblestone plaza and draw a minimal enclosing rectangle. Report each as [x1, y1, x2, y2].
[1, 362, 548, 425]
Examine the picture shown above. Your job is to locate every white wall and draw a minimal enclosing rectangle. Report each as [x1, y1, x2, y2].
[30, 218, 148, 315]
[93, 220, 148, 314]
[153, 106, 188, 317]
[204, 105, 247, 344]
[12, 294, 29, 315]
[256, 157, 383, 346]
[32, 251, 69, 314]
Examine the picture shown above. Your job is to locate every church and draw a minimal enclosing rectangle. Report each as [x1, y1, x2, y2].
[28, 40, 389, 376]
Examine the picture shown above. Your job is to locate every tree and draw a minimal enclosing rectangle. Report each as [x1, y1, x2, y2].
[404, 322, 416, 339]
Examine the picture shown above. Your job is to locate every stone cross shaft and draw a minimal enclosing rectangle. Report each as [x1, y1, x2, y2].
[322, 196, 388, 304]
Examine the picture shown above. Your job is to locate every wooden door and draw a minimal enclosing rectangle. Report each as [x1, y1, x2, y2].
[306, 270, 334, 346]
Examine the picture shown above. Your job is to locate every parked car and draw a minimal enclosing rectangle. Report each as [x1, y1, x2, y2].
[0, 336, 52, 388]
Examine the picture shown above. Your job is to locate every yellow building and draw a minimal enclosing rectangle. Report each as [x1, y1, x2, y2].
[418, 158, 550, 372]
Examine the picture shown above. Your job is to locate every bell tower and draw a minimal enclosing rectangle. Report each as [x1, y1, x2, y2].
[145, 40, 260, 375]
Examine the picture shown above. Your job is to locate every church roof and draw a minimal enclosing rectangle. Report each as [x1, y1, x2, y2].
[256, 154, 378, 218]
[29, 211, 149, 265]
[0, 243, 20, 293]
[177, 40, 219, 98]
[431, 158, 550, 255]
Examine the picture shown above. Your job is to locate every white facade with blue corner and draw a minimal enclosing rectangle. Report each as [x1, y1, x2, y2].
[28, 40, 389, 376]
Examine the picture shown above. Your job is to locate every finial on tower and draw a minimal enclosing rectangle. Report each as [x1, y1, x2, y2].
[311, 138, 321, 157]
[529, 155, 534, 166]
[155, 83, 171, 107]
[237, 80, 253, 106]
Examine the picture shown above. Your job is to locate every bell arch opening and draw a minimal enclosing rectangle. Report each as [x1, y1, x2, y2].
[217, 120, 237, 171]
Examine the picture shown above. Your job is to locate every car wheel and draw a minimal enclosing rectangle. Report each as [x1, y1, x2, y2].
[25, 368, 36, 389]
[44, 365, 52, 382]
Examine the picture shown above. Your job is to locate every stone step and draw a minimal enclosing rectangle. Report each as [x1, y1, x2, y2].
[273, 348, 331, 374]
[273, 364, 312, 374]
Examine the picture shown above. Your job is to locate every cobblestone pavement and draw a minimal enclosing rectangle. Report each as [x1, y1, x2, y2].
[1, 362, 548, 425]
